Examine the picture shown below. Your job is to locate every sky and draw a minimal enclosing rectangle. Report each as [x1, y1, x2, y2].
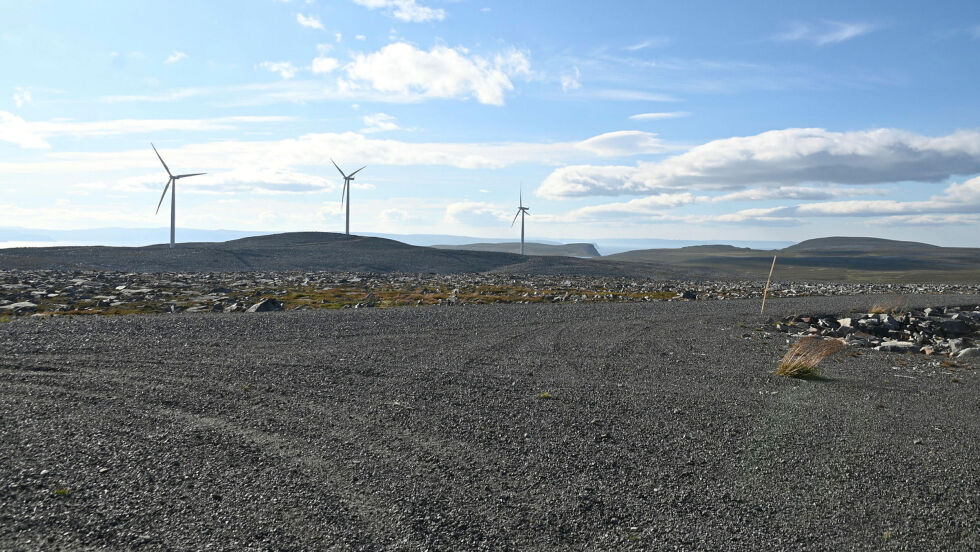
[2, 0, 980, 246]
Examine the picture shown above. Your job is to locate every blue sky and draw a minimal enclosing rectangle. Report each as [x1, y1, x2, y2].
[2, 0, 980, 246]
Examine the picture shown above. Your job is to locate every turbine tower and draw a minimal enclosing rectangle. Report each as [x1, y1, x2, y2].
[331, 159, 366, 235]
[152, 143, 205, 249]
[511, 189, 531, 256]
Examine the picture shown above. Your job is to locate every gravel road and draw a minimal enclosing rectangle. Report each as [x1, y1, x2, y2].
[2, 294, 979, 550]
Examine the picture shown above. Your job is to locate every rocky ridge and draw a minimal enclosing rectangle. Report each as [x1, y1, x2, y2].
[2, 269, 980, 317]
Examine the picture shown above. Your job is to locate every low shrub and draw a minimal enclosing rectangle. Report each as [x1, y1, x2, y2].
[776, 336, 845, 378]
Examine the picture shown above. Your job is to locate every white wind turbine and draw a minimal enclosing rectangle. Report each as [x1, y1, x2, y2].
[511, 188, 531, 256]
[331, 159, 366, 235]
[152, 143, 205, 249]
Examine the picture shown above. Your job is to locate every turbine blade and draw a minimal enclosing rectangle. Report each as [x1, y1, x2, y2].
[151, 143, 173, 177]
[155, 178, 173, 215]
[340, 181, 347, 205]
[511, 210, 520, 227]
[331, 159, 347, 178]
[348, 165, 367, 177]
[175, 172, 206, 179]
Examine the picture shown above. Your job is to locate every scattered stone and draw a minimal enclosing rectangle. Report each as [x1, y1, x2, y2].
[956, 348, 980, 359]
[0, 301, 38, 314]
[876, 341, 918, 353]
[246, 299, 285, 313]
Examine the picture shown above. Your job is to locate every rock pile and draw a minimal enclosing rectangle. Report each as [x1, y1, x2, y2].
[775, 306, 980, 359]
[3, 268, 980, 318]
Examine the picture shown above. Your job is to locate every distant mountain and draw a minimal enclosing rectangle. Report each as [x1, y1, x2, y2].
[431, 242, 600, 258]
[781, 236, 942, 254]
[0, 226, 794, 253]
[607, 236, 980, 282]
[0, 232, 667, 277]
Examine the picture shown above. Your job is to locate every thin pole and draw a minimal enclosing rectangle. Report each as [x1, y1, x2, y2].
[520, 211, 525, 255]
[760, 254, 777, 314]
[345, 180, 350, 235]
[170, 180, 176, 249]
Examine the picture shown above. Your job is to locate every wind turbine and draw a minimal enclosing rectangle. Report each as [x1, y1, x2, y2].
[151, 143, 205, 249]
[331, 159, 366, 235]
[511, 188, 531, 256]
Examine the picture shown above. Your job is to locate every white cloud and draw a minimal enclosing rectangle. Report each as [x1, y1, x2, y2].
[311, 56, 339, 74]
[560, 67, 581, 92]
[0, 128, 665, 180]
[342, 42, 530, 105]
[444, 201, 509, 226]
[164, 51, 187, 64]
[351, 0, 446, 23]
[629, 111, 689, 121]
[575, 131, 666, 156]
[258, 61, 299, 79]
[537, 127, 980, 199]
[12, 87, 32, 108]
[361, 112, 402, 133]
[296, 13, 324, 30]
[0, 113, 293, 149]
[624, 38, 670, 51]
[355, 34, 367, 41]
[773, 20, 875, 46]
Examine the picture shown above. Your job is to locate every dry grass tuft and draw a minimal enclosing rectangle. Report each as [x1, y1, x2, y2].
[869, 295, 908, 315]
[776, 336, 846, 378]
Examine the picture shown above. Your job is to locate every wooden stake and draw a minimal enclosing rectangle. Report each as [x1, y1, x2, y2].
[761, 255, 777, 315]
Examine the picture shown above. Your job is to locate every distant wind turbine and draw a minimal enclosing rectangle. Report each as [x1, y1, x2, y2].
[151, 143, 205, 249]
[511, 188, 531, 255]
[332, 159, 366, 235]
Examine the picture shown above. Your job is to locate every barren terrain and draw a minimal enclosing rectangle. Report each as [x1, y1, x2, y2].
[2, 294, 979, 550]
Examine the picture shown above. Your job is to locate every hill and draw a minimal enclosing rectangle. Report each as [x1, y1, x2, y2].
[431, 242, 600, 258]
[606, 236, 980, 282]
[0, 232, 664, 276]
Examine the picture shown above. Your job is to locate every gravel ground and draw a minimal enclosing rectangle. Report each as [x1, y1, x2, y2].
[2, 294, 979, 551]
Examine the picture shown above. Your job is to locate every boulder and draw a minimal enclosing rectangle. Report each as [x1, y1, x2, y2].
[940, 319, 972, 336]
[247, 299, 285, 313]
[876, 341, 918, 353]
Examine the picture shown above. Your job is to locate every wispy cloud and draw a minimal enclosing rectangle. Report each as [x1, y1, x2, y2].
[361, 112, 404, 133]
[629, 111, 689, 121]
[772, 20, 875, 46]
[12, 87, 32, 108]
[351, 0, 446, 23]
[164, 51, 187, 64]
[0, 112, 293, 149]
[296, 13, 324, 30]
[560, 67, 581, 92]
[623, 38, 670, 51]
[257, 61, 299, 79]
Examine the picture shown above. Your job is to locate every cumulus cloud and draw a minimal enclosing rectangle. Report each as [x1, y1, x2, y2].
[444, 201, 509, 226]
[311, 56, 340, 74]
[258, 61, 298, 79]
[773, 20, 875, 46]
[351, 0, 445, 23]
[164, 51, 187, 64]
[296, 13, 324, 30]
[342, 42, 530, 105]
[537, 127, 980, 199]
